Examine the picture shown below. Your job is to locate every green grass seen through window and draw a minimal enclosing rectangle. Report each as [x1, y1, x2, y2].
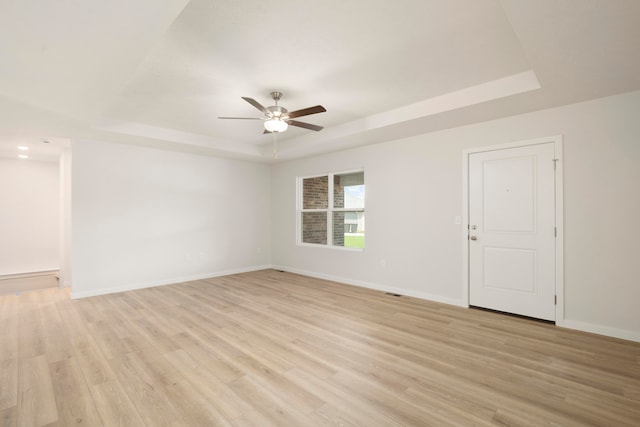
[344, 235, 365, 248]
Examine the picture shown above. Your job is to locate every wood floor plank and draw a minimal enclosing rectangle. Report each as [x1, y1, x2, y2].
[0, 359, 18, 412]
[0, 295, 19, 362]
[221, 314, 338, 379]
[107, 351, 182, 426]
[284, 368, 402, 427]
[89, 381, 145, 427]
[170, 337, 244, 384]
[17, 355, 58, 427]
[228, 374, 318, 426]
[86, 321, 139, 360]
[17, 299, 46, 360]
[70, 334, 116, 387]
[49, 358, 102, 426]
[163, 348, 248, 423]
[0, 405, 17, 427]
[2, 270, 640, 426]
[401, 385, 498, 427]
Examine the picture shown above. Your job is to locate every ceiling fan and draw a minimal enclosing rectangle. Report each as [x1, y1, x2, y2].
[218, 91, 326, 134]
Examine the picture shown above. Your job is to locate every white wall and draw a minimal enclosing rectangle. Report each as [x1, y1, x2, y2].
[0, 157, 60, 275]
[271, 90, 640, 341]
[71, 139, 271, 298]
[59, 147, 72, 287]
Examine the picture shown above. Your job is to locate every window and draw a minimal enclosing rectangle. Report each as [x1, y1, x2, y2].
[298, 170, 365, 249]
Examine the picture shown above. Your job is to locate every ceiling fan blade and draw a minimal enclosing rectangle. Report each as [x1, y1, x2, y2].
[241, 97, 268, 114]
[288, 120, 324, 131]
[286, 105, 326, 119]
[218, 117, 263, 120]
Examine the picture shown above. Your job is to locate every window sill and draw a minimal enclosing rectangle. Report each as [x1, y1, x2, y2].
[297, 243, 365, 252]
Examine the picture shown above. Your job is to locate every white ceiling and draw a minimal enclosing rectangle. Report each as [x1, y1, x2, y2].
[1, 0, 639, 162]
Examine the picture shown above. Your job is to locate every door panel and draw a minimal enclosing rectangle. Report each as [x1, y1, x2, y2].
[469, 143, 556, 321]
[483, 156, 535, 232]
[483, 247, 536, 293]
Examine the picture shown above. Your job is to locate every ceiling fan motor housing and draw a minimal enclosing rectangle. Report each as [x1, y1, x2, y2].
[267, 105, 288, 118]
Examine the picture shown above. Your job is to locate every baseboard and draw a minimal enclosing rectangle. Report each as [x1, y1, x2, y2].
[0, 269, 60, 295]
[0, 269, 59, 279]
[561, 319, 640, 343]
[70, 264, 272, 299]
[272, 265, 467, 308]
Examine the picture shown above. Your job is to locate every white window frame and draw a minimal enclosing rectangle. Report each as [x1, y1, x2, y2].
[296, 169, 365, 251]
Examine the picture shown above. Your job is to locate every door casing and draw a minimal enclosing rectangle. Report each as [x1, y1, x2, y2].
[462, 135, 564, 325]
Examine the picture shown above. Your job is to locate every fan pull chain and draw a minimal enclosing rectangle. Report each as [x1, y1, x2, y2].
[272, 132, 278, 160]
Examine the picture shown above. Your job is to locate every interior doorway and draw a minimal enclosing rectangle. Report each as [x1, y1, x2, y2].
[0, 139, 71, 295]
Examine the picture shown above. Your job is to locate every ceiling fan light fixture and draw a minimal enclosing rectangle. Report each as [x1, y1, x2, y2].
[264, 118, 288, 133]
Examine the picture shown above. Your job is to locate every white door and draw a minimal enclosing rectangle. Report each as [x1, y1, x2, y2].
[468, 142, 557, 321]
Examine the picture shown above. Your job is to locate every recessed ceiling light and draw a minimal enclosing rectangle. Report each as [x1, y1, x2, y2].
[18, 154, 29, 159]
[17, 146, 29, 151]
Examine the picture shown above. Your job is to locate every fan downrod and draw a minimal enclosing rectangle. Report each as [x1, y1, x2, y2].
[270, 91, 283, 103]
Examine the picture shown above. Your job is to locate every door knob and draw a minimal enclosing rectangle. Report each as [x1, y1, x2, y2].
[470, 236, 477, 240]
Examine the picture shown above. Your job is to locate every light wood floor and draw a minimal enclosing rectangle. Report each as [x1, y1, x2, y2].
[1, 270, 639, 426]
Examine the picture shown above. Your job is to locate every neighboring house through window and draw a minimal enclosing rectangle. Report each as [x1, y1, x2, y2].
[298, 170, 365, 249]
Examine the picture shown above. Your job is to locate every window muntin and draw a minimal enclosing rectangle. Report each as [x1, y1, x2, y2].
[299, 170, 365, 249]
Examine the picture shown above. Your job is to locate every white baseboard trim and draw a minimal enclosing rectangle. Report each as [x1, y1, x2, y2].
[70, 264, 272, 299]
[272, 265, 466, 308]
[0, 270, 59, 295]
[561, 319, 640, 343]
[0, 269, 59, 281]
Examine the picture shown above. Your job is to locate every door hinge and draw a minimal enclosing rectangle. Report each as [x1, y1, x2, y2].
[553, 158, 559, 170]
[554, 227, 557, 237]
[554, 295, 557, 305]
